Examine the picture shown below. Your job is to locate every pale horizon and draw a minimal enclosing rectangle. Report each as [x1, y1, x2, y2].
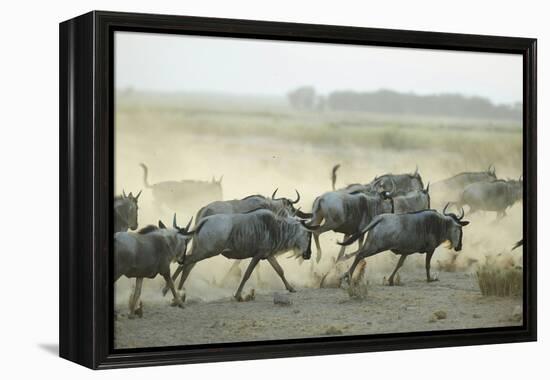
[115, 31, 523, 105]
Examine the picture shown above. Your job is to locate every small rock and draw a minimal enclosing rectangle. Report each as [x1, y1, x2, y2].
[324, 326, 343, 335]
[273, 292, 292, 306]
[433, 310, 447, 320]
[293, 309, 300, 314]
[473, 314, 482, 319]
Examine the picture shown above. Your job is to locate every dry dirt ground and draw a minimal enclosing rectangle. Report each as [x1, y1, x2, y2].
[114, 266, 522, 348]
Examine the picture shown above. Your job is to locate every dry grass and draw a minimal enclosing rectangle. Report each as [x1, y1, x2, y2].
[475, 262, 522, 297]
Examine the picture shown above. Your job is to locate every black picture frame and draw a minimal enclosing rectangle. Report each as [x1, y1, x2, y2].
[59, 10, 537, 369]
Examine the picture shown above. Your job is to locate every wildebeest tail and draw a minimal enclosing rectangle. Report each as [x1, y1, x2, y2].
[338, 217, 382, 246]
[331, 164, 341, 191]
[512, 239, 523, 251]
[139, 163, 153, 188]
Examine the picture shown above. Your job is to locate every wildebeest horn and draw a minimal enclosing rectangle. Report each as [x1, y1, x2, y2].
[443, 202, 450, 216]
[122, 189, 127, 198]
[458, 207, 465, 220]
[184, 217, 193, 232]
[158, 220, 167, 229]
[135, 190, 142, 200]
[425, 182, 430, 193]
[173, 213, 178, 229]
[414, 165, 418, 175]
[271, 188, 279, 200]
[292, 189, 301, 204]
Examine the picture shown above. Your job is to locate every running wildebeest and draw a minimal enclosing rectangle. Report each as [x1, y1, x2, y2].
[338, 204, 470, 286]
[165, 189, 310, 291]
[371, 166, 424, 195]
[430, 165, 497, 206]
[393, 183, 430, 214]
[140, 162, 223, 212]
[308, 189, 394, 263]
[456, 177, 522, 219]
[195, 188, 311, 221]
[114, 215, 193, 318]
[114, 190, 141, 232]
[169, 208, 318, 301]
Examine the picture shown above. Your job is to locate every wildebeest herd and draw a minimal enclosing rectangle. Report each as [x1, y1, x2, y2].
[114, 163, 523, 318]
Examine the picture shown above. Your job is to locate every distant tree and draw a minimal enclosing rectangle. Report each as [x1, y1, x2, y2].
[287, 86, 316, 110]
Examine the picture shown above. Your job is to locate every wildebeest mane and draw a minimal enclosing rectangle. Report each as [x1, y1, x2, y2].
[241, 194, 267, 200]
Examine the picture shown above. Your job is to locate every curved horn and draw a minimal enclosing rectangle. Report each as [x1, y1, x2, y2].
[292, 189, 301, 204]
[458, 207, 465, 220]
[271, 188, 280, 200]
[389, 178, 396, 195]
[414, 165, 418, 175]
[135, 190, 142, 200]
[443, 202, 450, 216]
[122, 189, 127, 198]
[425, 182, 430, 193]
[173, 213, 178, 229]
[184, 217, 193, 232]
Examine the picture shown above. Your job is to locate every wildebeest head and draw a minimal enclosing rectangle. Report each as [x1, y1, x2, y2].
[442, 203, 470, 251]
[119, 190, 142, 230]
[372, 166, 424, 194]
[271, 188, 312, 218]
[159, 214, 194, 265]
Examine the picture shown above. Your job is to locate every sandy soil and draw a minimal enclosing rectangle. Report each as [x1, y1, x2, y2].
[114, 267, 522, 348]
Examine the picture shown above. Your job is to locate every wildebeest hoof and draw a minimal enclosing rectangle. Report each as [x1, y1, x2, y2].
[135, 302, 143, 318]
[288, 287, 297, 293]
[170, 298, 185, 308]
[427, 278, 439, 283]
[234, 295, 244, 302]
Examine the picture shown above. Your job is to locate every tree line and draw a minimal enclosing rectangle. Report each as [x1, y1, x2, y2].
[287, 86, 521, 120]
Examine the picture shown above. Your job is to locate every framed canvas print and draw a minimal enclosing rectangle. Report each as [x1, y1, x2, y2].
[59, 11, 537, 369]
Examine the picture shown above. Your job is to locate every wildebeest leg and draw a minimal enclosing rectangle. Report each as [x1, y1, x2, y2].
[342, 255, 364, 285]
[162, 264, 184, 296]
[336, 234, 350, 261]
[313, 232, 322, 263]
[234, 256, 261, 301]
[425, 251, 438, 282]
[267, 256, 295, 293]
[177, 262, 198, 291]
[163, 273, 184, 308]
[388, 255, 407, 286]
[128, 277, 143, 319]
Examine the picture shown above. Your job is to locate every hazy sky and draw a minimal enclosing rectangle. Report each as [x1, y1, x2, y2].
[115, 31, 523, 105]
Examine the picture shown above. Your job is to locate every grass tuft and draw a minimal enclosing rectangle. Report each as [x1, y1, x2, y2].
[475, 262, 522, 297]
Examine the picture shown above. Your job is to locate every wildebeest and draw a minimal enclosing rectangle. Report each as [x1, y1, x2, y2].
[114, 190, 141, 232]
[195, 189, 310, 221]
[169, 208, 318, 301]
[338, 204, 469, 286]
[114, 215, 193, 318]
[430, 165, 497, 206]
[371, 166, 424, 195]
[166, 189, 310, 290]
[308, 189, 394, 263]
[457, 178, 522, 219]
[140, 163, 223, 211]
[393, 184, 430, 214]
